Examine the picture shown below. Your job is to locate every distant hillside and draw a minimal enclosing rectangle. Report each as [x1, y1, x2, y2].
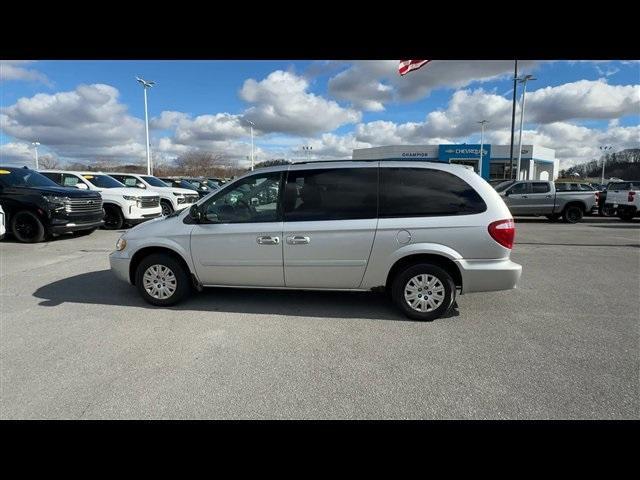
[559, 149, 640, 180]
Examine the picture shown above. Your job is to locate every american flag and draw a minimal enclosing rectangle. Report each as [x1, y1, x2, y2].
[398, 60, 431, 76]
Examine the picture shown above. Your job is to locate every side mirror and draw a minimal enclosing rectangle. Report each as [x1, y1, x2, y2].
[137, 182, 146, 189]
[76, 183, 88, 190]
[189, 204, 201, 222]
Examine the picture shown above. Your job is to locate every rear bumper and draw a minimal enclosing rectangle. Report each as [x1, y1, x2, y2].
[456, 258, 522, 294]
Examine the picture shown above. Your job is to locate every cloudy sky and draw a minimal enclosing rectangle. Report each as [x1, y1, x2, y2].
[1, 60, 638, 169]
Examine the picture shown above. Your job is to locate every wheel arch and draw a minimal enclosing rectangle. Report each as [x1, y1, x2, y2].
[561, 200, 587, 213]
[386, 253, 463, 290]
[129, 246, 193, 285]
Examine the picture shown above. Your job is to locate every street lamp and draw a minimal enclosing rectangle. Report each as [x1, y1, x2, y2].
[302, 145, 312, 161]
[245, 120, 256, 171]
[477, 120, 488, 176]
[136, 76, 155, 175]
[31, 142, 40, 169]
[515, 74, 536, 180]
[599, 145, 613, 186]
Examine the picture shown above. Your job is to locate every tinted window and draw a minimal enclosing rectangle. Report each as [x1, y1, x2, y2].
[531, 182, 550, 193]
[495, 180, 515, 192]
[555, 183, 569, 191]
[508, 182, 529, 195]
[40, 172, 62, 184]
[284, 168, 378, 222]
[0, 169, 60, 188]
[111, 175, 139, 187]
[202, 172, 282, 224]
[141, 176, 169, 188]
[380, 168, 486, 217]
[82, 174, 124, 189]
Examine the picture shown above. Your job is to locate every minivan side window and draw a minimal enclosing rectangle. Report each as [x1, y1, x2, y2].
[201, 171, 283, 224]
[531, 182, 550, 193]
[379, 168, 486, 217]
[283, 168, 378, 222]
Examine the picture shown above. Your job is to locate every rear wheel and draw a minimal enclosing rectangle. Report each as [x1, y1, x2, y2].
[135, 253, 191, 306]
[618, 210, 636, 222]
[391, 263, 456, 321]
[160, 200, 174, 216]
[103, 205, 124, 230]
[562, 205, 583, 224]
[11, 210, 46, 243]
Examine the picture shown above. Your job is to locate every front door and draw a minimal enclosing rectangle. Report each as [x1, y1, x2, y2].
[282, 165, 378, 289]
[190, 171, 285, 286]
[503, 182, 530, 215]
[524, 182, 554, 214]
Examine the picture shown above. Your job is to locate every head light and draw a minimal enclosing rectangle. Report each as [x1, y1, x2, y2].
[122, 195, 139, 201]
[43, 195, 69, 204]
[115, 237, 127, 251]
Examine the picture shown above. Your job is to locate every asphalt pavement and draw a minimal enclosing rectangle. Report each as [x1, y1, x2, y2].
[1, 216, 638, 419]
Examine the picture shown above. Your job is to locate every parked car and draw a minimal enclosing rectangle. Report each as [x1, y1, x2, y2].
[180, 178, 214, 198]
[555, 182, 599, 215]
[109, 161, 522, 321]
[604, 181, 640, 221]
[0, 204, 6, 240]
[0, 166, 104, 242]
[495, 180, 597, 223]
[40, 170, 162, 230]
[108, 173, 200, 216]
[158, 177, 202, 195]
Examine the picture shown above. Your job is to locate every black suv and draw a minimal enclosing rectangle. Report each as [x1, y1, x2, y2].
[0, 166, 105, 242]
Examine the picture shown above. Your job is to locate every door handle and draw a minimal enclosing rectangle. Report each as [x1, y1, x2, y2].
[522, 195, 528, 198]
[286, 235, 310, 245]
[257, 236, 280, 245]
[546, 195, 552, 198]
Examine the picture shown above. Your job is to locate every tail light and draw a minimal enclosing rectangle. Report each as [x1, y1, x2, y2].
[488, 219, 516, 249]
[629, 191, 636, 203]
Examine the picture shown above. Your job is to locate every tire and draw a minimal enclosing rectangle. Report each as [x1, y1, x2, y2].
[160, 200, 174, 216]
[601, 205, 616, 217]
[103, 205, 124, 230]
[618, 211, 635, 222]
[562, 205, 583, 224]
[391, 263, 456, 321]
[135, 253, 191, 306]
[72, 228, 97, 237]
[11, 210, 46, 243]
[546, 214, 560, 222]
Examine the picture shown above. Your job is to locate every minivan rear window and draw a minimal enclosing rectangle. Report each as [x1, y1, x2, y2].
[284, 168, 378, 221]
[379, 168, 487, 217]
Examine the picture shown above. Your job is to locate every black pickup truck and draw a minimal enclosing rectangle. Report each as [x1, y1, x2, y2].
[0, 166, 105, 242]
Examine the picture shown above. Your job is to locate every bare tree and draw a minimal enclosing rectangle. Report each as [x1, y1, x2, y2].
[38, 155, 60, 169]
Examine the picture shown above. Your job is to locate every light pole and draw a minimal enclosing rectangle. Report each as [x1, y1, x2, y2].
[245, 120, 256, 171]
[302, 145, 312, 161]
[136, 76, 155, 175]
[515, 74, 536, 180]
[31, 142, 40, 169]
[599, 145, 613, 186]
[477, 120, 488, 176]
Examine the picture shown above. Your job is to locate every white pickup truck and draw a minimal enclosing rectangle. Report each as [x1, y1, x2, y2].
[40, 170, 162, 229]
[108, 173, 200, 216]
[495, 180, 598, 223]
[604, 180, 640, 222]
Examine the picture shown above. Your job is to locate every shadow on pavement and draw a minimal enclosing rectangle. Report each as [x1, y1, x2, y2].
[33, 269, 460, 322]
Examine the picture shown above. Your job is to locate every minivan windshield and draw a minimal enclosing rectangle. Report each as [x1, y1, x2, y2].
[81, 174, 125, 189]
[0, 168, 60, 188]
[494, 180, 515, 192]
[141, 175, 170, 188]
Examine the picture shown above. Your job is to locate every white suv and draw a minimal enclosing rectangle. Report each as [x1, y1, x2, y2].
[109, 173, 200, 216]
[40, 170, 162, 229]
[110, 161, 522, 321]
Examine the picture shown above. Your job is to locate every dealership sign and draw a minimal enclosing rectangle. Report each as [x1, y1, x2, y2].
[401, 151, 432, 158]
[439, 144, 492, 179]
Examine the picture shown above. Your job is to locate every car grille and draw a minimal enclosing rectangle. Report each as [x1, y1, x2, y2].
[140, 196, 160, 208]
[65, 197, 103, 214]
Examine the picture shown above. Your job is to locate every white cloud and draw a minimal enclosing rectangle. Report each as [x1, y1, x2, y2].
[328, 60, 539, 110]
[0, 142, 57, 167]
[0, 61, 51, 86]
[240, 70, 361, 135]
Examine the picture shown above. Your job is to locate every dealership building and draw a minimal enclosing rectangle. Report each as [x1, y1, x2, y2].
[352, 144, 558, 181]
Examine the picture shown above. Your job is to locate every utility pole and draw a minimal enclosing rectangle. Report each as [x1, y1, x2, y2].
[600, 145, 613, 186]
[31, 142, 40, 169]
[136, 76, 156, 175]
[509, 60, 518, 179]
[515, 74, 536, 181]
[477, 120, 488, 177]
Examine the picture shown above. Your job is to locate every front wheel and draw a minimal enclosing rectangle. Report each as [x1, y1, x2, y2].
[11, 210, 46, 243]
[160, 200, 174, 216]
[391, 264, 456, 321]
[562, 205, 583, 224]
[618, 211, 636, 222]
[135, 253, 191, 306]
[103, 205, 124, 230]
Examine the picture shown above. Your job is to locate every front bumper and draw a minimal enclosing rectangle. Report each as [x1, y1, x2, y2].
[456, 258, 522, 294]
[109, 251, 132, 284]
[50, 219, 104, 234]
[123, 204, 162, 221]
[126, 213, 162, 225]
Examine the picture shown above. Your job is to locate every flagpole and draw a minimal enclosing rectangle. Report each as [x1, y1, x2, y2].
[508, 59, 518, 179]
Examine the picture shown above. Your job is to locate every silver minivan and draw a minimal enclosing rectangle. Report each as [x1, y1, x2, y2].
[109, 161, 522, 321]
